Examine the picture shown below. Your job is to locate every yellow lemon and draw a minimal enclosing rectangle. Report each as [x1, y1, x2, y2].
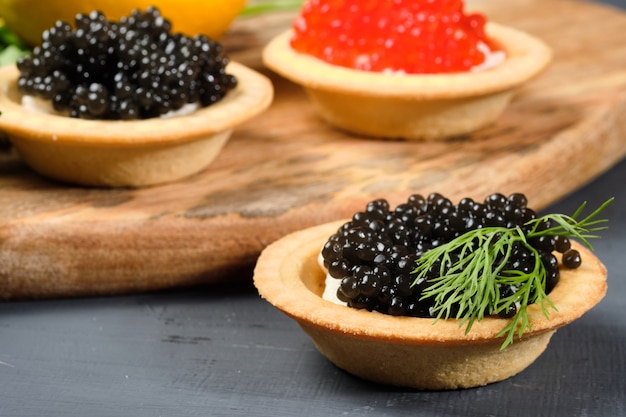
[0, 0, 247, 46]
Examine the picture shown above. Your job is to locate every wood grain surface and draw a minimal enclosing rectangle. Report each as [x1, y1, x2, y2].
[1, 0, 626, 299]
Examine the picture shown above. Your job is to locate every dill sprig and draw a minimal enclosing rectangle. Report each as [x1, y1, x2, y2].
[412, 198, 612, 349]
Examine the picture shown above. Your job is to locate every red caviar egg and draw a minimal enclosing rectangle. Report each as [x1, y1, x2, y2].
[290, 0, 501, 74]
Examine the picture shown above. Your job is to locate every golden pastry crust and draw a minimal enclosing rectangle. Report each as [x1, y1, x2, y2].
[253, 220, 607, 389]
[0, 62, 273, 187]
[262, 23, 552, 140]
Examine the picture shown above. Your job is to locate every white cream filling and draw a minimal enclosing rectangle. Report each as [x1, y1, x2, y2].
[318, 251, 348, 306]
[20, 95, 199, 118]
[21, 95, 66, 115]
[471, 41, 506, 72]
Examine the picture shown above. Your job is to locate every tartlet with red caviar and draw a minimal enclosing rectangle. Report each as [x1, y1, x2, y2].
[0, 8, 273, 187]
[263, 0, 552, 140]
[253, 193, 608, 389]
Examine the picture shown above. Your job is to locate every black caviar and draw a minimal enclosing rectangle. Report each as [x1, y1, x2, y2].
[321, 192, 581, 318]
[16, 7, 237, 120]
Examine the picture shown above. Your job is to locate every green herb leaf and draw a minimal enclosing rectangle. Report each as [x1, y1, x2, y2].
[241, 0, 304, 16]
[0, 22, 29, 66]
[0, 44, 28, 66]
[411, 198, 612, 349]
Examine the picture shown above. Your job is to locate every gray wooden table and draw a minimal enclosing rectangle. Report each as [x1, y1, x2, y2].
[1, 1, 626, 415]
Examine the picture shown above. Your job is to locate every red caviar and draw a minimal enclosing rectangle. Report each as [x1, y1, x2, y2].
[290, 0, 501, 74]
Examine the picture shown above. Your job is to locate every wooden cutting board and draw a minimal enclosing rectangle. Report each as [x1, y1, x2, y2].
[1, 0, 626, 299]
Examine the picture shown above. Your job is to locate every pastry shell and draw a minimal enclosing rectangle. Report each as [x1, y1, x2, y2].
[262, 23, 552, 140]
[253, 221, 607, 390]
[0, 62, 273, 187]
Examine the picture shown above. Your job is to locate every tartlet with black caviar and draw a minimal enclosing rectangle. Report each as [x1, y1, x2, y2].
[254, 193, 608, 389]
[0, 8, 273, 187]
